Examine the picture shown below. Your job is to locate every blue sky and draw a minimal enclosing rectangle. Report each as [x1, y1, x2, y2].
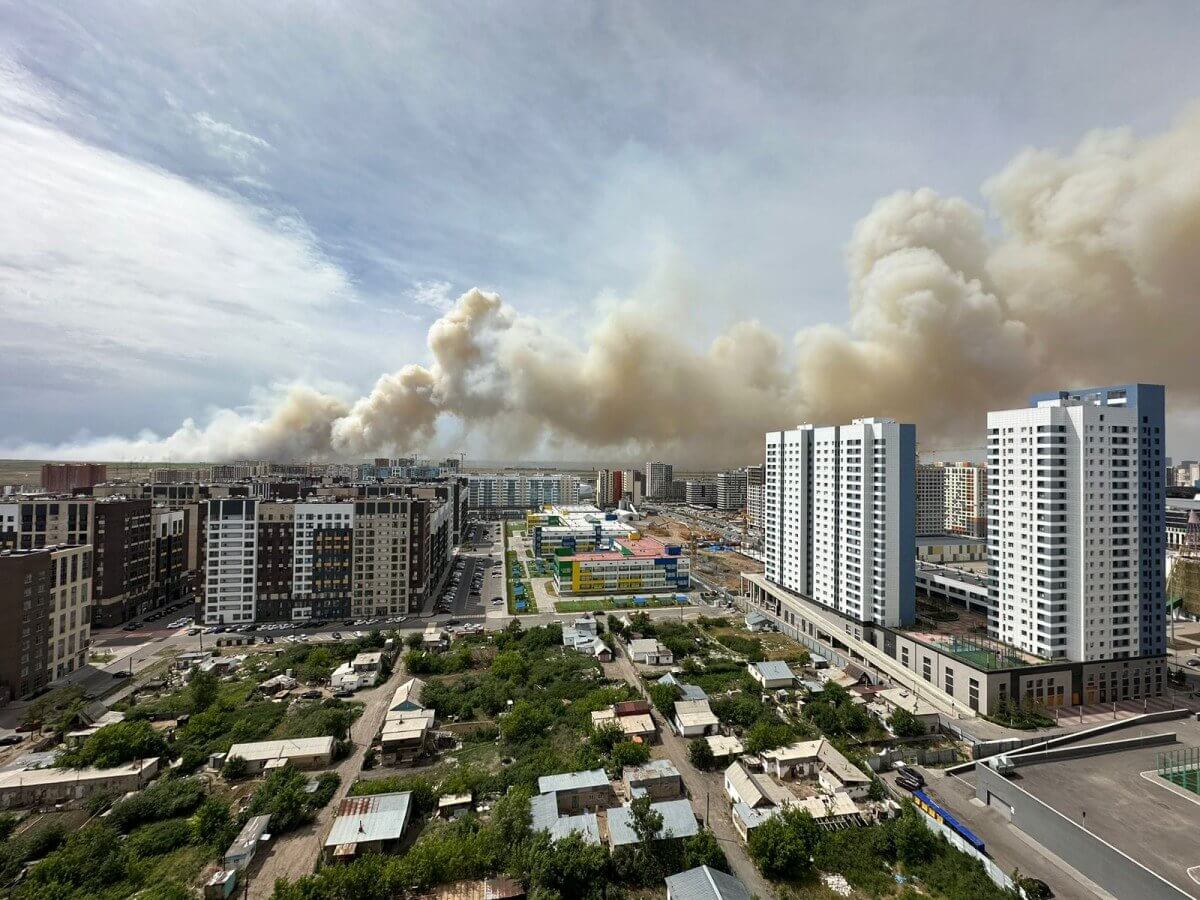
[3, 2, 1200, 461]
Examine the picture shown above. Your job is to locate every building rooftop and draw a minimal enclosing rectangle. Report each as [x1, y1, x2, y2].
[958, 718, 1200, 898]
[389, 678, 426, 710]
[915, 534, 987, 548]
[674, 700, 719, 729]
[226, 736, 335, 763]
[225, 814, 271, 861]
[607, 798, 698, 846]
[664, 865, 751, 900]
[0, 757, 158, 790]
[623, 759, 680, 783]
[324, 791, 412, 848]
[537, 768, 610, 795]
[564, 534, 681, 562]
[751, 661, 795, 682]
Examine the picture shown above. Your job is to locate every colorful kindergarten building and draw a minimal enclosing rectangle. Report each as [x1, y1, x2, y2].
[553, 534, 690, 596]
[527, 504, 635, 556]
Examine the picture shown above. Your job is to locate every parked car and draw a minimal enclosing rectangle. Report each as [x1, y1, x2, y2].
[112, 670, 132, 679]
[0, 734, 23, 746]
[330, 632, 342, 640]
[300, 690, 322, 700]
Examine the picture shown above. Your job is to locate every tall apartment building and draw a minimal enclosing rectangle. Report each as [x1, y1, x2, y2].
[943, 463, 987, 538]
[91, 498, 152, 627]
[595, 470, 624, 508]
[716, 470, 748, 512]
[466, 474, 580, 510]
[353, 499, 412, 617]
[915, 465, 945, 536]
[620, 469, 644, 505]
[645, 462, 674, 500]
[988, 384, 1166, 664]
[917, 462, 988, 538]
[764, 418, 915, 628]
[0, 544, 92, 701]
[746, 465, 764, 528]
[203, 499, 258, 624]
[685, 480, 717, 506]
[0, 498, 94, 550]
[41, 463, 106, 493]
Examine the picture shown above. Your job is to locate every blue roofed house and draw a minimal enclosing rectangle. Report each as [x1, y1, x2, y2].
[657, 673, 708, 702]
[748, 660, 795, 690]
[606, 798, 698, 847]
[532, 769, 616, 845]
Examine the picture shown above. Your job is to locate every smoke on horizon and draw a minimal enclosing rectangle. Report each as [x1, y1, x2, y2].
[11, 108, 1200, 467]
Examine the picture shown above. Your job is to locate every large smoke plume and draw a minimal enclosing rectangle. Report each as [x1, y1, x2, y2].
[16, 109, 1200, 466]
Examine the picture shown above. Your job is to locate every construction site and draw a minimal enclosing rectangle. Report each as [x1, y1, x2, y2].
[640, 511, 761, 595]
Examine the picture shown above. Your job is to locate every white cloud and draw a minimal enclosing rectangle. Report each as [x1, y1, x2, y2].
[406, 280, 455, 312]
[190, 111, 272, 169]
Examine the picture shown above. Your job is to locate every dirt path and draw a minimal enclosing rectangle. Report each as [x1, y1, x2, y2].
[609, 650, 776, 899]
[243, 665, 404, 897]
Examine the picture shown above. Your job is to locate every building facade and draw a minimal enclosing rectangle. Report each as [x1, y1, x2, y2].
[0, 545, 92, 701]
[91, 498, 152, 627]
[764, 418, 916, 628]
[40, 463, 106, 493]
[203, 499, 258, 624]
[645, 462, 674, 501]
[553, 535, 690, 596]
[685, 480, 717, 506]
[716, 470, 748, 512]
[989, 385, 1166, 662]
[466, 474, 580, 510]
[916, 465, 945, 536]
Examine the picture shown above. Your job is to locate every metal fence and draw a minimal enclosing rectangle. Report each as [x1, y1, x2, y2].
[1157, 746, 1200, 794]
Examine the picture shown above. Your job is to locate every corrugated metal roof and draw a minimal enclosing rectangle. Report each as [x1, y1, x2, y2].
[529, 791, 559, 832]
[752, 661, 795, 682]
[225, 814, 271, 861]
[226, 736, 335, 762]
[550, 812, 600, 845]
[537, 768, 610, 794]
[606, 798, 697, 846]
[324, 791, 412, 847]
[665, 865, 752, 900]
[623, 759, 679, 783]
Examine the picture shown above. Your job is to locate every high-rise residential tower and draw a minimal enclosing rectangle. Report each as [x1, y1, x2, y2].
[764, 418, 915, 628]
[988, 384, 1166, 662]
[645, 461, 674, 500]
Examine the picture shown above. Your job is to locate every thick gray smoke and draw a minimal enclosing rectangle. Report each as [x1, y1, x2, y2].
[16, 109, 1200, 466]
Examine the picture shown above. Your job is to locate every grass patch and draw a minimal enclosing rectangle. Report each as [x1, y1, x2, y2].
[555, 595, 689, 613]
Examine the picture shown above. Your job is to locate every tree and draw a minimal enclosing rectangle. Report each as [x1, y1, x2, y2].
[747, 807, 821, 879]
[405, 631, 423, 650]
[222, 755, 250, 780]
[525, 831, 608, 899]
[190, 795, 234, 847]
[188, 668, 220, 713]
[688, 738, 716, 771]
[889, 707, 926, 738]
[838, 701, 872, 734]
[684, 829, 727, 871]
[609, 740, 650, 773]
[629, 794, 664, 843]
[647, 682, 679, 716]
[491, 651, 528, 681]
[57, 720, 168, 769]
[501, 700, 552, 744]
[743, 720, 794, 754]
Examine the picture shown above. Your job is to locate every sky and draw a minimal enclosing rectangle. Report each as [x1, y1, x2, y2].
[3, 2, 1200, 465]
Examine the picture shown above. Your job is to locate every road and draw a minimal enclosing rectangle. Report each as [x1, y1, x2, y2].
[243, 660, 407, 898]
[608, 646, 774, 899]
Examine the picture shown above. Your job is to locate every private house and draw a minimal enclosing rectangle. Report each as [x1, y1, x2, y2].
[628, 638, 674, 666]
[606, 798, 698, 847]
[224, 736, 335, 774]
[672, 699, 719, 737]
[665, 865, 751, 900]
[324, 792, 412, 862]
[623, 759, 684, 801]
[748, 661, 795, 690]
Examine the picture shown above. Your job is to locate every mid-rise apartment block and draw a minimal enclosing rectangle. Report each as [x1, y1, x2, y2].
[916, 465, 945, 536]
[41, 463, 106, 493]
[466, 474, 580, 510]
[91, 498, 152, 627]
[685, 480, 717, 506]
[0, 544, 92, 701]
[595, 470, 624, 508]
[764, 418, 915, 628]
[746, 465, 764, 528]
[620, 469, 644, 505]
[716, 470, 748, 512]
[988, 384, 1166, 664]
[0, 498, 94, 550]
[204, 499, 258, 624]
[916, 463, 987, 538]
[645, 462, 674, 500]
